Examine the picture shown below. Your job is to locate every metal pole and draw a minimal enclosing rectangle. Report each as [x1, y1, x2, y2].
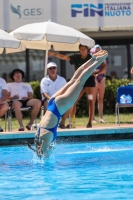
[127, 40, 132, 79]
[26, 49, 30, 82]
[8, 108, 12, 131]
[3, 0, 10, 30]
[60, 58, 66, 79]
[44, 42, 48, 77]
[51, 0, 57, 22]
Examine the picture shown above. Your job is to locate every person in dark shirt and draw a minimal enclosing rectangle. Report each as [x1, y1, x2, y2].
[48, 44, 98, 128]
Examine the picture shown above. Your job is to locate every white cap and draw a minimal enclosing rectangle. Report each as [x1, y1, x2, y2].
[47, 62, 57, 69]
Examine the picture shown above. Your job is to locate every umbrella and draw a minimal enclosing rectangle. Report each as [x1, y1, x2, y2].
[7, 20, 95, 75]
[0, 29, 25, 54]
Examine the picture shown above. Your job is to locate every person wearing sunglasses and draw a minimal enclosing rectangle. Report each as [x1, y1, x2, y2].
[35, 50, 108, 157]
[40, 62, 70, 128]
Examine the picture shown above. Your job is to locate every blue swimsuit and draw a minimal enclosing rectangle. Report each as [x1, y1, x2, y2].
[35, 98, 62, 144]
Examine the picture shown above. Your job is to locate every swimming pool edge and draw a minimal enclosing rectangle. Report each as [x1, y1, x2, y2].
[0, 126, 133, 145]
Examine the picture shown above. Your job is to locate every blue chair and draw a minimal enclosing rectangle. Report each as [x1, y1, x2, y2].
[115, 86, 133, 125]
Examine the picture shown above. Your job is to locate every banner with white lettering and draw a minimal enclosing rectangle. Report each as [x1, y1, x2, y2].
[102, 0, 133, 30]
[56, 0, 99, 31]
[56, 0, 133, 31]
[8, 0, 51, 30]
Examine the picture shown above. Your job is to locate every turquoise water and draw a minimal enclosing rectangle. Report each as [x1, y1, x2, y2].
[1, 140, 133, 200]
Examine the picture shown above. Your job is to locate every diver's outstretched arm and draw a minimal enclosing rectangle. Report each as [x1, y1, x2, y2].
[70, 57, 95, 81]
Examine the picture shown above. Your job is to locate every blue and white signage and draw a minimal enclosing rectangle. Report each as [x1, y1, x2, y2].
[71, 3, 131, 17]
[57, 0, 133, 31]
[8, 0, 51, 30]
[71, 4, 103, 17]
[0, 0, 133, 31]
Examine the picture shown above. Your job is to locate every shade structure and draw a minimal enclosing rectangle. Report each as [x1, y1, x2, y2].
[7, 21, 95, 52]
[7, 20, 95, 75]
[0, 29, 25, 54]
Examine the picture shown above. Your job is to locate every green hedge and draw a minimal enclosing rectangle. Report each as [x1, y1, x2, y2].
[30, 81, 41, 100]
[30, 79, 133, 116]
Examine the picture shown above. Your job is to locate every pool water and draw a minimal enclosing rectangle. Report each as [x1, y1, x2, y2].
[1, 140, 133, 200]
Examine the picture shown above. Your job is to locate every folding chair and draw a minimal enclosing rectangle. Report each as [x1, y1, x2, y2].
[40, 106, 44, 119]
[115, 86, 133, 125]
[5, 103, 36, 131]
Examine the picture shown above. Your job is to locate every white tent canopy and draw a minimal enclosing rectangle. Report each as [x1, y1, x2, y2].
[0, 29, 25, 54]
[6, 21, 95, 75]
[7, 21, 95, 52]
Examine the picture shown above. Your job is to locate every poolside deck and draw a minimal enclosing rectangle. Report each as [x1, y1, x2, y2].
[0, 124, 133, 145]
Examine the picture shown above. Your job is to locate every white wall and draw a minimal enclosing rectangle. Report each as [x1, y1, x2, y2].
[0, 0, 133, 31]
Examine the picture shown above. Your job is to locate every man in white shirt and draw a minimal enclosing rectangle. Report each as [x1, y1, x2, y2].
[0, 78, 9, 131]
[40, 62, 71, 128]
[7, 69, 41, 131]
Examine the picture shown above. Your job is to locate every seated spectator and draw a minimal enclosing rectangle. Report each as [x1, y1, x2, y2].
[40, 62, 70, 128]
[0, 77, 9, 131]
[7, 69, 41, 131]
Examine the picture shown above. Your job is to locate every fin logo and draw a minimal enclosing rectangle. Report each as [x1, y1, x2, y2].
[71, 4, 103, 17]
[71, 4, 88, 17]
[10, 4, 21, 18]
[90, 4, 103, 16]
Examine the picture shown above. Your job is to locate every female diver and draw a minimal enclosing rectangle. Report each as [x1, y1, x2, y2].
[34, 50, 108, 157]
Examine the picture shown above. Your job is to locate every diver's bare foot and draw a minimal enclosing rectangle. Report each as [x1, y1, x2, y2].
[92, 50, 108, 62]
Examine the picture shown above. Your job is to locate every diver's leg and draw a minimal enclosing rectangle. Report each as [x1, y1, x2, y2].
[52, 50, 107, 98]
[56, 51, 108, 115]
[52, 58, 95, 98]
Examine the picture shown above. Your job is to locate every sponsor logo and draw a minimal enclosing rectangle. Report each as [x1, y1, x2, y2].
[71, 3, 131, 17]
[10, 4, 21, 18]
[10, 4, 44, 19]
